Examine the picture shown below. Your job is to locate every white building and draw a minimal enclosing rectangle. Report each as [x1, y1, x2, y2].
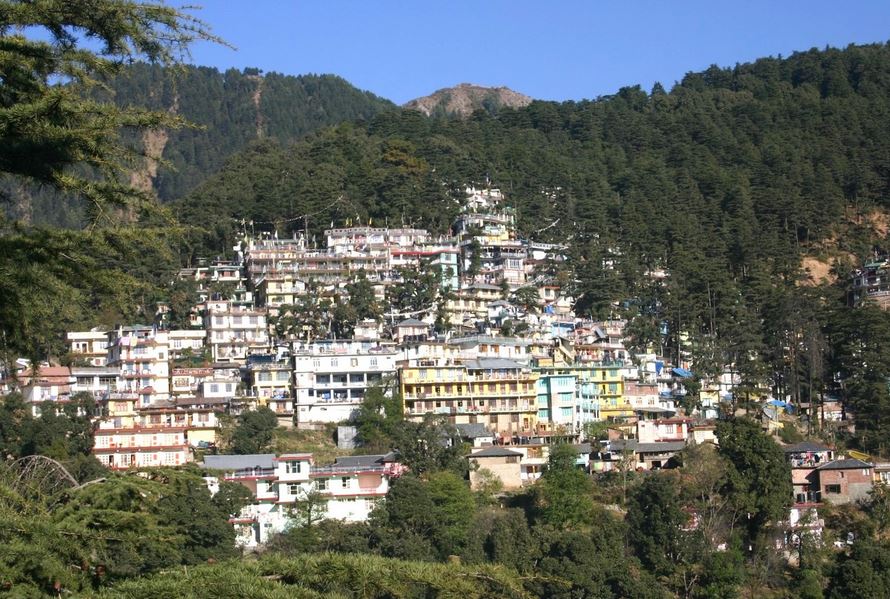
[204, 300, 269, 363]
[93, 422, 190, 469]
[203, 452, 403, 548]
[71, 366, 121, 401]
[168, 329, 207, 359]
[292, 340, 397, 427]
[105, 325, 171, 405]
[67, 328, 109, 366]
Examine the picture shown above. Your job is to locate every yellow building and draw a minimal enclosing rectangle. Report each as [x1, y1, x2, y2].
[400, 358, 539, 436]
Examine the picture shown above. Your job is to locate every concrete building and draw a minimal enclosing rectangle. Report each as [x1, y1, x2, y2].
[248, 356, 293, 416]
[468, 446, 523, 490]
[105, 325, 171, 405]
[784, 441, 835, 505]
[204, 300, 269, 363]
[70, 366, 121, 401]
[167, 329, 207, 359]
[17, 366, 74, 414]
[536, 371, 588, 432]
[203, 452, 403, 548]
[400, 357, 539, 436]
[292, 340, 397, 426]
[816, 459, 874, 505]
[66, 328, 109, 366]
[92, 393, 191, 470]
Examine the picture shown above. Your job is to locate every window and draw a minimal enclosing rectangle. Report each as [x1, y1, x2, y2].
[210, 384, 219, 393]
[330, 358, 338, 367]
[370, 357, 378, 367]
[312, 359, 320, 368]
[288, 483, 301, 495]
[351, 358, 358, 367]
[341, 477, 350, 488]
[825, 484, 842, 494]
[317, 479, 327, 491]
[285, 461, 301, 474]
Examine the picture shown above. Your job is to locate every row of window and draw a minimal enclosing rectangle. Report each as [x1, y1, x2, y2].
[213, 316, 262, 326]
[286, 477, 353, 494]
[310, 357, 380, 368]
[256, 371, 291, 382]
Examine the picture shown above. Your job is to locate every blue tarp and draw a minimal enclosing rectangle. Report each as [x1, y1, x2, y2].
[672, 367, 693, 378]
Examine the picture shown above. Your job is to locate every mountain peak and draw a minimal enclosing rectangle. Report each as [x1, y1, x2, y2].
[404, 83, 532, 117]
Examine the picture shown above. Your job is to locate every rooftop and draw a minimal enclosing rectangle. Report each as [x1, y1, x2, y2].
[203, 454, 276, 471]
[469, 446, 524, 458]
[464, 357, 524, 371]
[783, 441, 832, 454]
[817, 458, 873, 471]
[456, 423, 494, 439]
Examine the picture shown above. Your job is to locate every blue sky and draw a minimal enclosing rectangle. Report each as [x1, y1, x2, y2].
[187, 1, 890, 104]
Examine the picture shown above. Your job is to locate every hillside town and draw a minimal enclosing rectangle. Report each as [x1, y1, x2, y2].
[2, 187, 882, 551]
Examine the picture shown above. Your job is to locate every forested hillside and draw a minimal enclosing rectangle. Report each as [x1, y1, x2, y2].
[3, 64, 395, 226]
[178, 42, 890, 450]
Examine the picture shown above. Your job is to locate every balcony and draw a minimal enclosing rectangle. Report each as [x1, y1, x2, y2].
[224, 468, 277, 480]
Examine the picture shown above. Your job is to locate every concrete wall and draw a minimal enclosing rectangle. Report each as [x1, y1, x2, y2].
[470, 456, 522, 490]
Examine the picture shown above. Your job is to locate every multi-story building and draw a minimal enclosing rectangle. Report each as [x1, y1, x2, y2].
[445, 283, 503, 325]
[454, 188, 527, 289]
[70, 366, 121, 401]
[785, 441, 835, 505]
[400, 357, 539, 436]
[92, 385, 191, 469]
[254, 273, 307, 312]
[140, 397, 224, 449]
[390, 243, 460, 291]
[167, 329, 207, 360]
[572, 321, 629, 364]
[447, 335, 533, 366]
[170, 367, 215, 400]
[203, 452, 403, 547]
[539, 363, 631, 421]
[623, 379, 662, 410]
[292, 340, 398, 426]
[16, 366, 74, 414]
[92, 416, 190, 469]
[67, 328, 109, 366]
[243, 228, 440, 290]
[248, 355, 294, 415]
[535, 371, 596, 432]
[105, 325, 171, 405]
[204, 300, 269, 363]
[851, 258, 890, 308]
